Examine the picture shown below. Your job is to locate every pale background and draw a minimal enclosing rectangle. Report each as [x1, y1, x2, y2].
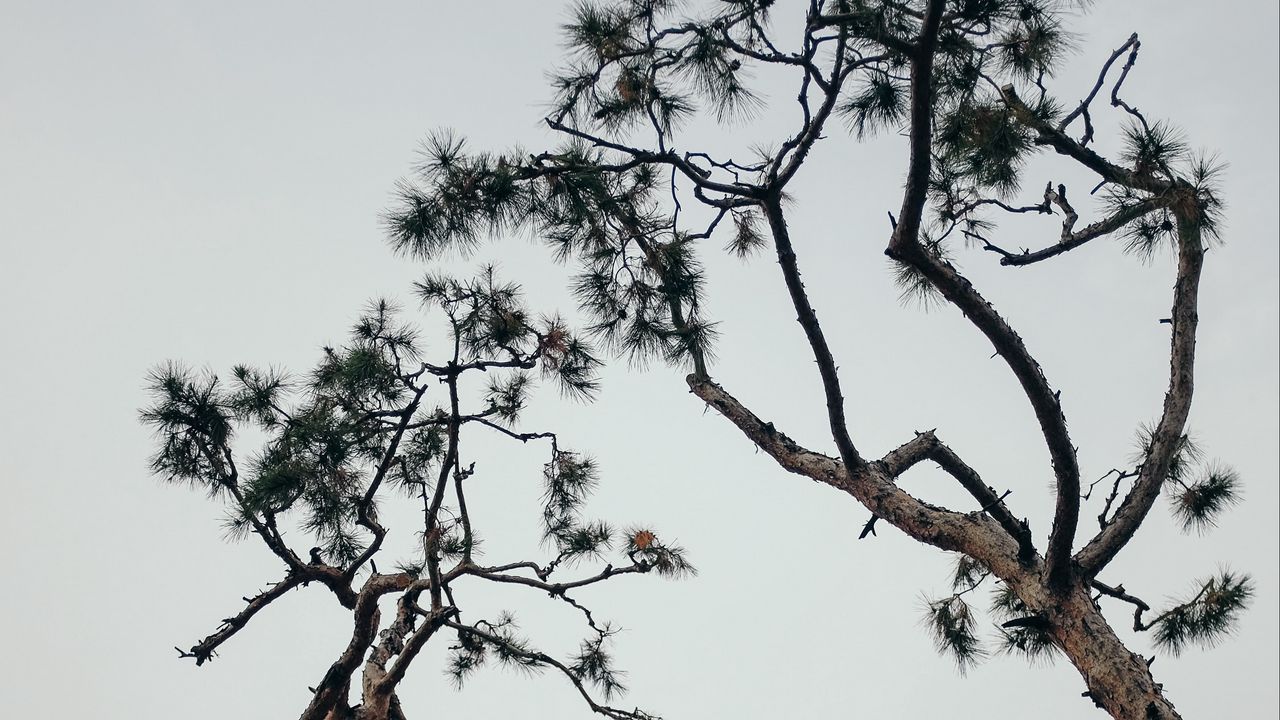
[1, 1, 1276, 718]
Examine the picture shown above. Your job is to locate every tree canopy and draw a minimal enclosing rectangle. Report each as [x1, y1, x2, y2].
[140, 2, 1267, 719]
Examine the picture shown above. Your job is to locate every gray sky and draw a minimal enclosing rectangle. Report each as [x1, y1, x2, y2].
[1, 1, 1276, 718]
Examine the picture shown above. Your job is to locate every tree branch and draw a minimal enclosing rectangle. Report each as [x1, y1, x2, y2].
[876, 431, 1035, 561]
[1001, 84, 1171, 194]
[348, 386, 428, 580]
[807, 10, 917, 56]
[443, 620, 656, 720]
[1092, 578, 1152, 632]
[177, 575, 304, 666]
[1076, 200, 1205, 574]
[995, 188, 1172, 266]
[375, 605, 456, 695]
[298, 573, 414, 720]
[687, 374, 1026, 576]
[463, 561, 648, 594]
[760, 196, 864, 471]
[1058, 34, 1140, 144]
[886, 0, 1079, 586]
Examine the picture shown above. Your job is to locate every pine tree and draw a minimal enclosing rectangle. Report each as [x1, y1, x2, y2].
[374, 2, 1254, 718]
[143, 269, 690, 719]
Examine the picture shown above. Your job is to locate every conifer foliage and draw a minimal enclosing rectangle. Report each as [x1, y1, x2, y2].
[148, 2, 1255, 719]
[144, 270, 688, 719]
[375, 2, 1252, 718]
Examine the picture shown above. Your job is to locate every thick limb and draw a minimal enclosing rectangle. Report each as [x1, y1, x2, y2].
[298, 574, 415, 720]
[1076, 208, 1204, 574]
[886, 0, 1080, 587]
[687, 374, 1026, 578]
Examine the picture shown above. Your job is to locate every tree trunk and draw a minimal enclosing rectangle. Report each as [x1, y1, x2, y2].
[1048, 584, 1181, 720]
[353, 694, 407, 720]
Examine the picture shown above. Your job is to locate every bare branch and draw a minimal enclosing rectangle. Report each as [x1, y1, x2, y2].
[1092, 579, 1152, 632]
[877, 431, 1035, 562]
[760, 196, 864, 470]
[177, 575, 304, 666]
[1058, 34, 1140, 144]
[687, 374, 1025, 576]
[995, 187, 1173, 266]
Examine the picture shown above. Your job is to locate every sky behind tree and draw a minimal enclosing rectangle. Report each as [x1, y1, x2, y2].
[1, 1, 1276, 718]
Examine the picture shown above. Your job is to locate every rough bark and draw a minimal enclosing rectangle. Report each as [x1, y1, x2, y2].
[1041, 583, 1183, 720]
[688, 373, 1184, 718]
[1076, 206, 1204, 573]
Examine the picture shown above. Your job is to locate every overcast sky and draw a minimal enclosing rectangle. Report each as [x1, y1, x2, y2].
[2, 1, 1276, 718]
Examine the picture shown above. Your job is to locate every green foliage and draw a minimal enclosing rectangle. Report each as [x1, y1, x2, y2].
[571, 631, 628, 700]
[989, 583, 1060, 664]
[839, 74, 907, 139]
[1132, 423, 1202, 486]
[1121, 121, 1188, 179]
[484, 373, 532, 423]
[538, 316, 604, 400]
[937, 102, 1036, 197]
[1171, 463, 1242, 534]
[392, 424, 447, 493]
[387, 137, 715, 370]
[950, 553, 986, 592]
[1185, 153, 1228, 240]
[992, 10, 1073, 81]
[447, 626, 489, 688]
[834, 0, 918, 53]
[725, 208, 767, 258]
[543, 452, 600, 530]
[677, 26, 761, 122]
[227, 365, 291, 429]
[890, 238, 951, 309]
[1128, 423, 1246, 534]
[922, 594, 986, 674]
[1106, 149, 1226, 261]
[416, 268, 602, 398]
[1152, 570, 1254, 656]
[554, 521, 616, 563]
[144, 268, 612, 572]
[382, 0, 1135, 376]
[448, 614, 544, 689]
[141, 363, 234, 493]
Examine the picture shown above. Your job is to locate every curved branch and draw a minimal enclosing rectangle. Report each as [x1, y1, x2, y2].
[1001, 84, 1171, 194]
[887, 0, 1079, 586]
[1076, 202, 1204, 574]
[463, 561, 648, 594]
[297, 573, 414, 720]
[854, 430, 1034, 561]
